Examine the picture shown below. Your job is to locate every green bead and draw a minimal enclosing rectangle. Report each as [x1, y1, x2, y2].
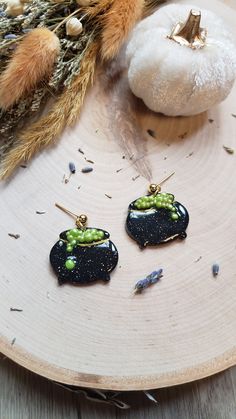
[85, 233, 92, 242]
[67, 234, 73, 242]
[167, 204, 173, 210]
[66, 245, 73, 252]
[98, 231, 104, 239]
[71, 229, 79, 237]
[79, 236, 85, 243]
[171, 213, 179, 221]
[93, 234, 99, 241]
[65, 259, 75, 270]
[71, 239, 76, 246]
[156, 201, 162, 208]
[170, 206, 175, 212]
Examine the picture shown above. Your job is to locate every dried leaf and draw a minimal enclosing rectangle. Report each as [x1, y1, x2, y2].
[223, 146, 234, 154]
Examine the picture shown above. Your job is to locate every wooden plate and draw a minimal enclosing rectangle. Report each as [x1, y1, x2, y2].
[0, 0, 236, 391]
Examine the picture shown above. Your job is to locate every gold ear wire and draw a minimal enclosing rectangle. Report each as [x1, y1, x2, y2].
[148, 172, 175, 195]
[55, 203, 87, 229]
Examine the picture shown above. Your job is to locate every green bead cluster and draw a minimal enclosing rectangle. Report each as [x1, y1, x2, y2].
[65, 228, 105, 252]
[134, 193, 180, 221]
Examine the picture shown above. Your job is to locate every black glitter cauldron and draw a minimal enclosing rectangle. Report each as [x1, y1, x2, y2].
[126, 192, 189, 248]
[50, 228, 118, 285]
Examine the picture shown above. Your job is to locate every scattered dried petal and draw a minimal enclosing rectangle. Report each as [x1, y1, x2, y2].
[78, 148, 85, 155]
[186, 152, 194, 158]
[116, 168, 122, 173]
[132, 175, 140, 181]
[208, 119, 214, 123]
[36, 211, 46, 215]
[11, 338, 16, 346]
[85, 158, 94, 164]
[81, 167, 93, 173]
[8, 233, 20, 239]
[178, 132, 188, 139]
[231, 114, 236, 118]
[147, 129, 156, 138]
[105, 194, 112, 199]
[223, 146, 234, 154]
[10, 307, 23, 312]
[144, 391, 158, 404]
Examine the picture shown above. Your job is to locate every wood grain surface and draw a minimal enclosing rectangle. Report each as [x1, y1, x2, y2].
[0, 355, 236, 418]
[0, 0, 236, 392]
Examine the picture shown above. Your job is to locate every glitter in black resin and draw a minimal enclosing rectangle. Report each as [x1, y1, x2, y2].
[50, 229, 119, 285]
[126, 197, 189, 248]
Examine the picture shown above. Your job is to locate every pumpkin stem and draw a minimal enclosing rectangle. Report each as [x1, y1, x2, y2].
[168, 9, 207, 49]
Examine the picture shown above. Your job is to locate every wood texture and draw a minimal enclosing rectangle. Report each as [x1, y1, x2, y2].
[0, 355, 236, 418]
[0, 0, 236, 391]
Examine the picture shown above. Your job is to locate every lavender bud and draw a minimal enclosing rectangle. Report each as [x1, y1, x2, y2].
[69, 161, 76, 174]
[212, 263, 219, 277]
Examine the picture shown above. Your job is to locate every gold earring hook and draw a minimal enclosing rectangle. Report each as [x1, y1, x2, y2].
[55, 203, 87, 229]
[148, 172, 175, 195]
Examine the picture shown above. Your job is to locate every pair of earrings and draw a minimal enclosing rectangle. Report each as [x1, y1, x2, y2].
[50, 173, 189, 285]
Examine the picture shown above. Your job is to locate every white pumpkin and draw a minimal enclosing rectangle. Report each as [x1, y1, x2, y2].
[126, 4, 236, 116]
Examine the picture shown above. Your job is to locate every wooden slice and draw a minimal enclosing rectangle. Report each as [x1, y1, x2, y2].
[0, 0, 236, 391]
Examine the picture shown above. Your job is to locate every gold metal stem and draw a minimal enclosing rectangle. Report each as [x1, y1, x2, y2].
[55, 203, 87, 229]
[159, 172, 175, 186]
[168, 9, 207, 49]
[149, 172, 175, 195]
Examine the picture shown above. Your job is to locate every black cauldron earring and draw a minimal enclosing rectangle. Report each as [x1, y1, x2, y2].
[126, 173, 189, 248]
[50, 203, 119, 285]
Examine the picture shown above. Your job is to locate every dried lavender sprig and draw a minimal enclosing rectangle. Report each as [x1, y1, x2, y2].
[134, 269, 163, 293]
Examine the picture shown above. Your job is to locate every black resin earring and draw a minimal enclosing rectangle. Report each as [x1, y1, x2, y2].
[50, 203, 119, 285]
[126, 173, 189, 248]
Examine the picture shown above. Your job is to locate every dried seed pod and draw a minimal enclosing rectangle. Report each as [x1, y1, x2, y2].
[6, 0, 24, 17]
[66, 18, 83, 37]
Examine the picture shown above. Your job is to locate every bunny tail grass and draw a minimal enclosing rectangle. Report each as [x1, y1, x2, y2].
[100, 0, 145, 61]
[0, 42, 98, 180]
[0, 28, 60, 110]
